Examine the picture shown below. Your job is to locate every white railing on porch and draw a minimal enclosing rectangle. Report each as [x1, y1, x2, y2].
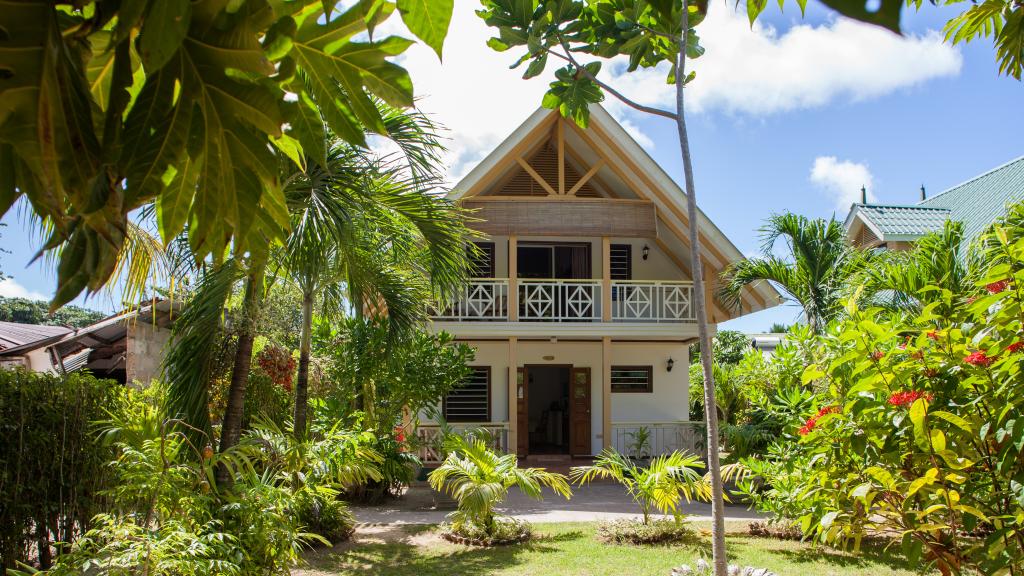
[432, 278, 695, 323]
[416, 422, 510, 464]
[519, 279, 601, 321]
[432, 279, 509, 321]
[611, 421, 704, 458]
[611, 281, 695, 322]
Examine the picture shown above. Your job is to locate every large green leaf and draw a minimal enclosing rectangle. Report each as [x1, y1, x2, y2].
[138, 0, 192, 72]
[397, 0, 454, 59]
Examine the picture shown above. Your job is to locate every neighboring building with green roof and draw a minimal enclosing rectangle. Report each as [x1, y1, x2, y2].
[845, 155, 1024, 251]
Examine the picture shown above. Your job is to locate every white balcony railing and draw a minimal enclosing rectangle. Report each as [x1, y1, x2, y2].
[432, 279, 695, 323]
[611, 280, 696, 322]
[416, 422, 510, 464]
[519, 279, 601, 322]
[611, 421, 705, 458]
[432, 279, 509, 321]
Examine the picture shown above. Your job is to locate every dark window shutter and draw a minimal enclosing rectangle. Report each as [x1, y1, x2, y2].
[469, 242, 495, 278]
[443, 367, 491, 421]
[610, 244, 632, 280]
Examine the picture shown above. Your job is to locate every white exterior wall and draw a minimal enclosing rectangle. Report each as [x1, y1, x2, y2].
[427, 339, 690, 455]
[480, 235, 687, 281]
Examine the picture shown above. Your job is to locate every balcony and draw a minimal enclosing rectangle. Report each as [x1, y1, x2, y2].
[434, 279, 696, 323]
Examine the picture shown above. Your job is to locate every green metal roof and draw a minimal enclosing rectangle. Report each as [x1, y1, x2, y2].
[851, 204, 951, 237]
[849, 155, 1024, 245]
[919, 155, 1024, 245]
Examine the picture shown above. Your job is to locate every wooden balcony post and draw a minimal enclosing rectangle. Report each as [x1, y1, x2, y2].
[601, 237, 612, 322]
[508, 235, 518, 321]
[602, 336, 612, 450]
[507, 337, 518, 455]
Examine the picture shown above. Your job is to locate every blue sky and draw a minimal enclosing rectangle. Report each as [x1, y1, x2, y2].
[1, 0, 1021, 332]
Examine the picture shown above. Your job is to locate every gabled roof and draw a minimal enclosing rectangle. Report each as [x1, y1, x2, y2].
[845, 204, 951, 239]
[449, 104, 781, 320]
[0, 321, 72, 353]
[845, 155, 1024, 246]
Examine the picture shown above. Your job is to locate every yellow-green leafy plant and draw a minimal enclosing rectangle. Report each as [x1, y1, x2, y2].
[428, 433, 571, 543]
[571, 448, 711, 526]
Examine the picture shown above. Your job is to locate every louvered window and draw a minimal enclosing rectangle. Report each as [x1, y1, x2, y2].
[610, 366, 653, 393]
[444, 367, 491, 421]
[469, 242, 495, 278]
[610, 244, 632, 279]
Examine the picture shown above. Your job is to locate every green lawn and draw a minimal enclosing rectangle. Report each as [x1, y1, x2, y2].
[295, 522, 919, 576]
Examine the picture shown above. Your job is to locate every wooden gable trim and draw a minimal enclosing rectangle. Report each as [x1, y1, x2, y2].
[460, 113, 558, 198]
[516, 156, 557, 196]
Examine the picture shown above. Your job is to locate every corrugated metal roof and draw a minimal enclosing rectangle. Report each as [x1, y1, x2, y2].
[920, 155, 1024, 246]
[851, 204, 951, 236]
[848, 155, 1024, 245]
[0, 321, 72, 351]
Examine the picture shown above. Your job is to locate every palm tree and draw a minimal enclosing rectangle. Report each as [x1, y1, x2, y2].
[280, 147, 471, 438]
[429, 432, 571, 538]
[721, 213, 868, 333]
[570, 449, 711, 525]
[856, 220, 976, 313]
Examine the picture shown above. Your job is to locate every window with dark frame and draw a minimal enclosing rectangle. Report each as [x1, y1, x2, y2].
[610, 244, 632, 301]
[610, 365, 653, 393]
[469, 242, 495, 278]
[443, 367, 491, 421]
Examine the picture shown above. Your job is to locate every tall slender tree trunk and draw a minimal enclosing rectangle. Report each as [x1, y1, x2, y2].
[676, 1, 727, 574]
[293, 289, 314, 438]
[218, 268, 264, 484]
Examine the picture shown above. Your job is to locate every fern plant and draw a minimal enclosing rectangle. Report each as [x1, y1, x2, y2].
[571, 449, 711, 525]
[428, 434, 571, 540]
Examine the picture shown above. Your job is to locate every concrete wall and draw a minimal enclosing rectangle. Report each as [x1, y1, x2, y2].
[428, 339, 690, 455]
[126, 321, 172, 385]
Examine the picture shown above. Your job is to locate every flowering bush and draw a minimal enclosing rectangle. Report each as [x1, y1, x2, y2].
[739, 206, 1024, 575]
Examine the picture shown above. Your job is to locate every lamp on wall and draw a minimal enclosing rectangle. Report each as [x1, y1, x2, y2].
[666, 357, 675, 372]
[642, 244, 650, 260]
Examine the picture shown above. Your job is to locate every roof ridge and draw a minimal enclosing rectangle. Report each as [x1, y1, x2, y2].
[855, 203, 951, 211]
[921, 154, 1024, 204]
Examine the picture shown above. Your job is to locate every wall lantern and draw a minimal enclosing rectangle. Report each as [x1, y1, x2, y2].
[666, 357, 675, 372]
[642, 244, 650, 260]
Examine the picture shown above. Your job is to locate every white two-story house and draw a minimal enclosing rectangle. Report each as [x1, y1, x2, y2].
[418, 105, 778, 463]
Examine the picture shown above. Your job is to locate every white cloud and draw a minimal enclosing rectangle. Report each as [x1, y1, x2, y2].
[0, 278, 48, 301]
[810, 156, 876, 210]
[388, 1, 959, 184]
[559, 6, 960, 116]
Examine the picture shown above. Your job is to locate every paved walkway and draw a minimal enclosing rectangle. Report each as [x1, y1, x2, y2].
[352, 483, 763, 525]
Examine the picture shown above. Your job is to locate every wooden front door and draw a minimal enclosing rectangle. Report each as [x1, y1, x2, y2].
[569, 367, 592, 456]
[516, 367, 528, 456]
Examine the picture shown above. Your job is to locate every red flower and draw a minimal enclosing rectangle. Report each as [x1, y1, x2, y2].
[986, 280, 1010, 294]
[887, 390, 933, 408]
[872, 350, 885, 360]
[1008, 341, 1024, 354]
[798, 406, 840, 436]
[898, 343, 907, 350]
[926, 331, 940, 341]
[394, 426, 406, 443]
[964, 351, 995, 367]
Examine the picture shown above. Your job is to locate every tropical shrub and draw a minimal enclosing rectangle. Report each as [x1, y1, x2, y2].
[292, 490, 356, 544]
[0, 370, 125, 569]
[571, 449, 711, 526]
[597, 518, 692, 545]
[739, 205, 1024, 575]
[428, 433, 571, 544]
[317, 318, 474, 434]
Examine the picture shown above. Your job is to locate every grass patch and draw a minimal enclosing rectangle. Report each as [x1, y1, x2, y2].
[296, 522, 918, 576]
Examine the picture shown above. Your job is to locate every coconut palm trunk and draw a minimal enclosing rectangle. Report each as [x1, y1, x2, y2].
[218, 267, 265, 480]
[676, 1, 727, 573]
[293, 289, 314, 438]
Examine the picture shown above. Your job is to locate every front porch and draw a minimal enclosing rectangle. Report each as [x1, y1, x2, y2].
[415, 420, 704, 465]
